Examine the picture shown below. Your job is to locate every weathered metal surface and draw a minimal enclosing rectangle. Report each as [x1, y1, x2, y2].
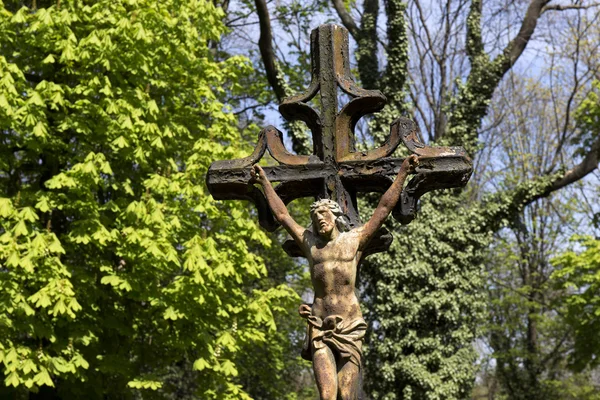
[206, 23, 472, 255]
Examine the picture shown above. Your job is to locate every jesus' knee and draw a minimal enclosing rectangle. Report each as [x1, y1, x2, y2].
[320, 387, 337, 400]
[312, 347, 338, 400]
[337, 361, 361, 400]
[339, 386, 359, 400]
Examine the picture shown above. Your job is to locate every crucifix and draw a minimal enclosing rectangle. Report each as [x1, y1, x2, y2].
[207, 24, 471, 400]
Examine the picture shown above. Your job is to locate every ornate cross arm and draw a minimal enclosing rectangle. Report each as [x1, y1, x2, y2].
[207, 119, 471, 256]
[206, 24, 472, 258]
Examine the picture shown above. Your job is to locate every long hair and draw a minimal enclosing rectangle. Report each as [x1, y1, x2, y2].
[309, 199, 351, 233]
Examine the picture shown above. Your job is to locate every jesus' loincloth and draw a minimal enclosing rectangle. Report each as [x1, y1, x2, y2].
[298, 304, 367, 368]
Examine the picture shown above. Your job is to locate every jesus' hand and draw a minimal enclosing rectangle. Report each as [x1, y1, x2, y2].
[251, 164, 269, 186]
[402, 154, 419, 174]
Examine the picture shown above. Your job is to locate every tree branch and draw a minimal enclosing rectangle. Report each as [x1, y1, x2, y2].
[446, 0, 551, 153]
[545, 136, 600, 194]
[540, 329, 571, 367]
[499, 0, 551, 73]
[254, 0, 287, 102]
[331, 0, 360, 39]
[413, 0, 441, 65]
[465, 0, 485, 62]
[233, 101, 270, 115]
[253, 0, 312, 155]
[482, 133, 600, 230]
[356, 0, 380, 89]
[541, 2, 600, 13]
[382, 0, 409, 109]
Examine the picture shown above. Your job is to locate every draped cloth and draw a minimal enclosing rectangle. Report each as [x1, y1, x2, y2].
[299, 304, 367, 368]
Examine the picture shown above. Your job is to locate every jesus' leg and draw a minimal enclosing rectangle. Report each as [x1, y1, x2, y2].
[337, 359, 361, 400]
[312, 346, 338, 400]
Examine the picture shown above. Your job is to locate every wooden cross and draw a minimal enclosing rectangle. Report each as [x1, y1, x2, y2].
[207, 24, 472, 257]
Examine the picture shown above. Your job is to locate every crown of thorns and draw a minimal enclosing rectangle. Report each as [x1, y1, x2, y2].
[309, 199, 351, 232]
[310, 199, 345, 216]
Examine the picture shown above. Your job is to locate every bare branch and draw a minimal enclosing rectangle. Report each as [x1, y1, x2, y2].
[413, 0, 441, 65]
[547, 18, 584, 172]
[541, 2, 600, 13]
[254, 0, 287, 102]
[545, 136, 600, 195]
[233, 101, 271, 115]
[483, 134, 600, 230]
[499, 0, 552, 73]
[331, 0, 360, 39]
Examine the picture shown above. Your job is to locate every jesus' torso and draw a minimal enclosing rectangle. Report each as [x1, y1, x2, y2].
[304, 230, 363, 322]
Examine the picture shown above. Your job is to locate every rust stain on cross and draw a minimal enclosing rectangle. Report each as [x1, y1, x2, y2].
[206, 24, 472, 258]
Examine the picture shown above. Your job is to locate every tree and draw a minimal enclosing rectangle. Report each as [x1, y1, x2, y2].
[549, 83, 600, 374]
[232, 217, 317, 400]
[469, 74, 582, 399]
[545, 236, 600, 397]
[0, 1, 298, 398]
[552, 238, 600, 371]
[465, 5, 600, 394]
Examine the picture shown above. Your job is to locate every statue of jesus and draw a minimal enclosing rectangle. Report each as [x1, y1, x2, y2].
[251, 154, 419, 400]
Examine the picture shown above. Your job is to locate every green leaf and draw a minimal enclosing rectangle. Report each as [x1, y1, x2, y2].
[18, 207, 38, 222]
[33, 121, 47, 137]
[13, 220, 28, 237]
[35, 196, 52, 212]
[192, 358, 210, 371]
[5, 371, 20, 387]
[219, 359, 238, 377]
[33, 369, 54, 387]
[72, 354, 89, 370]
[0, 198, 14, 217]
[42, 54, 56, 64]
[163, 306, 178, 320]
[127, 379, 163, 390]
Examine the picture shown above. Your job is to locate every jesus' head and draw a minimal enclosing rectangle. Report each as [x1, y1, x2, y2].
[309, 199, 351, 238]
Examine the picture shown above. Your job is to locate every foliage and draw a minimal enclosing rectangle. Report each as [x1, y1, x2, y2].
[361, 193, 490, 400]
[543, 372, 600, 400]
[233, 215, 317, 400]
[552, 236, 600, 372]
[0, 1, 298, 398]
[465, 75, 586, 400]
[573, 81, 600, 155]
[483, 220, 570, 400]
[550, 85, 600, 373]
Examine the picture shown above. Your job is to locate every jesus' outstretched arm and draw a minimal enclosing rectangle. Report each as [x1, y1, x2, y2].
[356, 154, 419, 250]
[251, 164, 307, 249]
